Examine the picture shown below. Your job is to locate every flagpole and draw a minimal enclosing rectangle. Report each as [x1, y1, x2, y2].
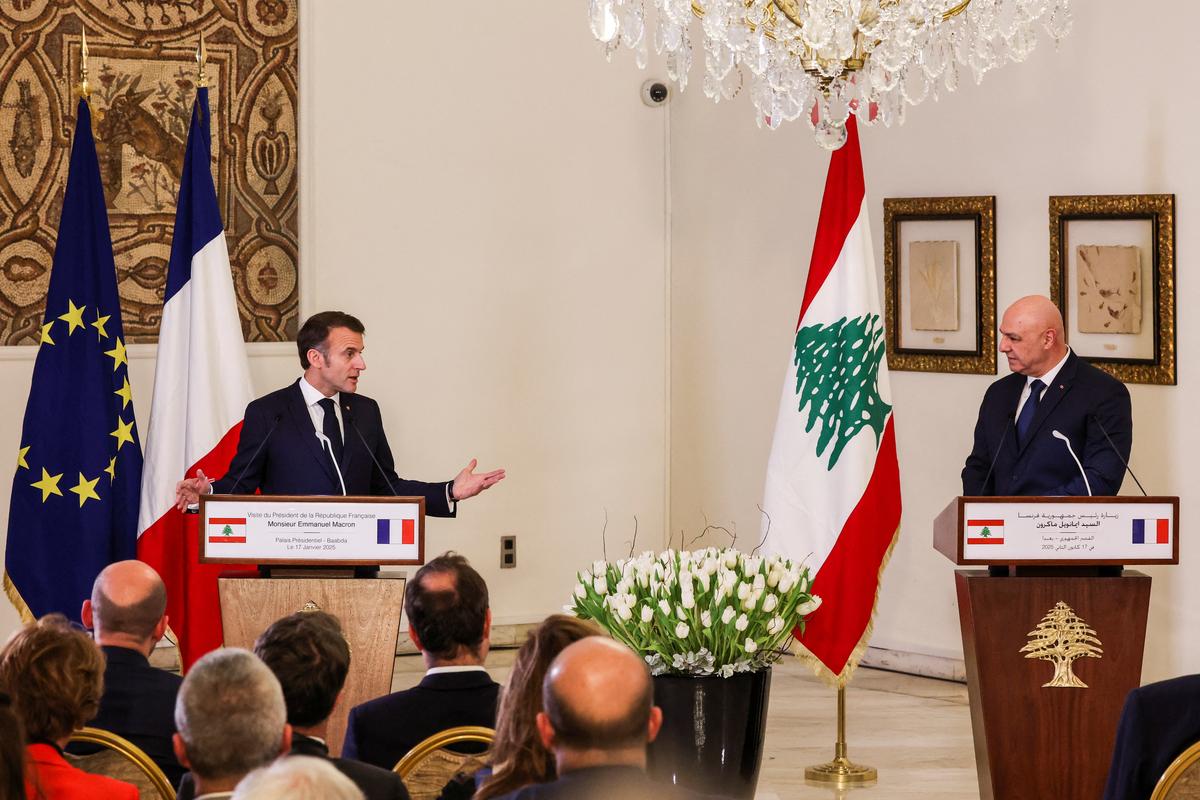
[79, 28, 90, 98]
[196, 30, 207, 88]
[805, 685, 877, 785]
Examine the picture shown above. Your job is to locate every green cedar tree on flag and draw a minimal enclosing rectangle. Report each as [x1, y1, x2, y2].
[761, 117, 902, 685]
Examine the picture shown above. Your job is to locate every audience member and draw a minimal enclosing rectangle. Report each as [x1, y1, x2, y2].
[0, 614, 137, 799]
[1103, 673, 1200, 800]
[174, 648, 291, 799]
[70, 559, 184, 784]
[0, 691, 25, 800]
[474, 615, 602, 799]
[492, 637, 711, 800]
[253, 611, 410, 800]
[344, 552, 500, 769]
[232, 755, 364, 800]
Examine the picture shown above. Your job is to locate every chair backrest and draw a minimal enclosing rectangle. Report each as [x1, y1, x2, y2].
[1152, 740, 1200, 800]
[66, 726, 177, 800]
[393, 725, 495, 800]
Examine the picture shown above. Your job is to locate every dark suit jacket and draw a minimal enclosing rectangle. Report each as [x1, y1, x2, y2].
[491, 765, 722, 800]
[26, 743, 139, 800]
[962, 352, 1132, 496]
[1103, 675, 1200, 800]
[66, 644, 185, 786]
[342, 670, 501, 770]
[210, 380, 454, 516]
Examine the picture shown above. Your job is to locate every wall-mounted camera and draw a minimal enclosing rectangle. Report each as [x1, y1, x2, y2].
[641, 80, 669, 107]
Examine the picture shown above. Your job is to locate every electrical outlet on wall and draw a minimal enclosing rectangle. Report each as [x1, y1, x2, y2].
[501, 535, 516, 569]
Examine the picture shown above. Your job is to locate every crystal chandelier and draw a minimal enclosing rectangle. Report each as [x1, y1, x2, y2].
[588, 0, 1072, 149]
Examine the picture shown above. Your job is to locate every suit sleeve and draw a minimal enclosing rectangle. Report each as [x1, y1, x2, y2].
[962, 391, 996, 496]
[210, 399, 270, 495]
[1048, 380, 1131, 496]
[342, 706, 362, 760]
[1102, 688, 1145, 800]
[371, 414, 455, 518]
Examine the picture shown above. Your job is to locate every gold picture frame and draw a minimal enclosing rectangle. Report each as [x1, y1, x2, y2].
[1049, 194, 1176, 385]
[883, 196, 997, 374]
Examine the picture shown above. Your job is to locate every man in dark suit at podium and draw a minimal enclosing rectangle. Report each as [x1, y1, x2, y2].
[962, 296, 1132, 497]
[174, 310, 504, 510]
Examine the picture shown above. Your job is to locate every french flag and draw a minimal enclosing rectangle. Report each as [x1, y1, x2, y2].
[137, 87, 254, 670]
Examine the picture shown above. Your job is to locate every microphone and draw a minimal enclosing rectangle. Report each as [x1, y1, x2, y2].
[979, 414, 1016, 495]
[314, 430, 347, 495]
[343, 405, 400, 497]
[1052, 430, 1093, 496]
[1090, 414, 1147, 496]
[223, 413, 283, 495]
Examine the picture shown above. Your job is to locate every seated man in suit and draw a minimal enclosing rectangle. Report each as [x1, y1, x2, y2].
[492, 637, 711, 800]
[174, 649, 291, 799]
[343, 552, 501, 769]
[254, 610, 410, 800]
[962, 295, 1132, 496]
[72, 559, 185, 786]
[1103, 674, 1200, 800]
[174, 310, 504, 509]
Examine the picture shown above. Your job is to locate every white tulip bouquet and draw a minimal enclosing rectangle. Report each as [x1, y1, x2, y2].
[568, 547, 821, 677]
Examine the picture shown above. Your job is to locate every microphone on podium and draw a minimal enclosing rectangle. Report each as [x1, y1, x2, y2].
[343, 404, 401, 497]
[1090, 413, 1147, 496]
[979, 414, 1016, 494]
[224, 412, 283, 495]
[314, 429, 347, 495]
[1052, 430, 1093, 497]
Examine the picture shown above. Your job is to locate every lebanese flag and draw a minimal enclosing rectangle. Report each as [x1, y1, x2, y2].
[137, 88, 254, 671]
[761, 118, 902, 685]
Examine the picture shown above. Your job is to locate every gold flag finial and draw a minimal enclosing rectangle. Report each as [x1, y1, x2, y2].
[196, 30, 208, 89]
[79, 28, 90, 98]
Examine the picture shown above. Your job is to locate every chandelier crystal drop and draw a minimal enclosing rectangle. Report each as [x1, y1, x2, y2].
[588, 0, 1072, 149]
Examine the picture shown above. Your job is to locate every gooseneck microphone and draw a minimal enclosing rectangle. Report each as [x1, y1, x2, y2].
[1090, 413, 1147, 496]
[314, 430, 347, 495]
[979, 414, 1016, 494]
[223, 413, 283, 495]
[343, 405, 400, 496]
[1052, 430, 1093, 496]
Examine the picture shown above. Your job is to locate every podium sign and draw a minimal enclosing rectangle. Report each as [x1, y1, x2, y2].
[934, 496, 1179, 566]
[200, 495, 425, 565]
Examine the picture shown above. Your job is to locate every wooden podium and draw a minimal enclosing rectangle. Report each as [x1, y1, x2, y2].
[934, 496, 1179, 800]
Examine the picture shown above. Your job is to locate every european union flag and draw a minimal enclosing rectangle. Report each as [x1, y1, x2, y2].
[3, 99, 142, 622]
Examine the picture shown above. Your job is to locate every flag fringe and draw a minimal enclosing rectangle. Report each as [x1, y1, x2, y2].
[2, 571, 34, 625]
[791, 522, 901, 689]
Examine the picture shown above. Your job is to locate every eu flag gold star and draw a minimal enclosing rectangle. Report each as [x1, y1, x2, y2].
[92, 311, 110, 340]
[114, 376, 133, 409]
[58, 300, 86, 335]
[70, 473, 101, 507]
[104, 338, 128, 370]
[39, 322, 54, 345]
[110, 417, 136, 451]
[31, 468, 63, 502]
[17, 446, 29, 470]
[105, 457, 116, 483]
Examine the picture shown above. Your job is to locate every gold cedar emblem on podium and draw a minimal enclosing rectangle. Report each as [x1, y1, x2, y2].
[1020, 601, 1103, 688]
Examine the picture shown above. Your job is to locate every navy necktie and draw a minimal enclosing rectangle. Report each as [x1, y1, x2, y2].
[1016, 379, 1045, 445]
[318, 397, 344, 465]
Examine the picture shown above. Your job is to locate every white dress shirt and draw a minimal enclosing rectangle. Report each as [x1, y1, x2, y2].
[1014, 348, 1071, 421]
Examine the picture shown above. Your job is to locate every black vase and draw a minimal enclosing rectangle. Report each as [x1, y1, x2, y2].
[647, 668, 772, 799]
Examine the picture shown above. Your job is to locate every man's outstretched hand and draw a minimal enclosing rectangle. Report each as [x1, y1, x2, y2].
[451, 459, 506, 502]
[174, 468, 213, 512]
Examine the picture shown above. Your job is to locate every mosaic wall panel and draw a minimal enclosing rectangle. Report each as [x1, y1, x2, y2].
[0, 0, 298, 345]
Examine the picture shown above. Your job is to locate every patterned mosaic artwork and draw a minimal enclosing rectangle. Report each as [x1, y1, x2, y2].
[0, 0, 298, 345]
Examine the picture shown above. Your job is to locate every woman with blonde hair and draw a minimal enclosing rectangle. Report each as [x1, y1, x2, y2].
[474, 614, 601, 800]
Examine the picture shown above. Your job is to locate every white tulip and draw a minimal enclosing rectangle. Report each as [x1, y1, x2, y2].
[592, 560, 607, 575]
[797, 595, 823, 616]
[762, 593, 778, 612]
[658, 599, 671, 616]
[701, 610, 713, 628]
[675, 622, 690, 638]
[641, 605, 654, 623]
[752, 573, 765, 591]
[593, 575, 608, 595]
[617, 604, 633, 621]
[676, 605, 687, 620]
[574, 583, 587, 599]
[735, 613, 749, 631]
[696, 571, 711, 591]
[778, 575, 795, 594]
[766, 569, 781, 588]
[681, 591, 695, 610]
[736, 582, 751, 600]
[768, 615, 785, 635]
[744, 638, 758, 653]
[721, 606, 736, 625]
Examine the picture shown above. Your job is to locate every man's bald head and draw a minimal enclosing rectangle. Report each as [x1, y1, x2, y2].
[89, 560, 168, 643]
[541, 638, 655, 752]
[999, 295, 1068, 377]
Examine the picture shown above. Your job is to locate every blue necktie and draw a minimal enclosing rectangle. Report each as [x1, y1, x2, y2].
[1016, 379, 1045, 445]
[318, 397, 344, 465]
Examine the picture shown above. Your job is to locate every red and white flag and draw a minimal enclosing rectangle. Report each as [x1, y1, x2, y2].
[137, 88, 254, 671]
[761, 118, 902, 685]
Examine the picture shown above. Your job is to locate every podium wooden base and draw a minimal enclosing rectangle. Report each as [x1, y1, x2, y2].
[218, 575, 406, 756]
[956, 570, 1150, 800]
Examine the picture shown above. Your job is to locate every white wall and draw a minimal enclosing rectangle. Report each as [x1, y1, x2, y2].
[669, 1, 1195, 681]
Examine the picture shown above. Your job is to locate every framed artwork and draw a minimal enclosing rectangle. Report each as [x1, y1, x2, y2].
[1049, 194, 1176, 385]
[883, 196, 996, 374]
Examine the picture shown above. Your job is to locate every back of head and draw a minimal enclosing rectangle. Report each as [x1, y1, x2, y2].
[91, 560, 168, 643]
[406, 552, 489, 661]
[542, 638, 653, 754]
[478, 615, 603, 799]
[175, 648, 287, 781]
[0, 690, 25, 800]
[0, 614, 104, 742]
[232, 756, 363, 800]
[253, 611, 350, 728]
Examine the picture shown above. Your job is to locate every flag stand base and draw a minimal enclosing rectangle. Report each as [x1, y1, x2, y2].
[804, 686, 877, 785]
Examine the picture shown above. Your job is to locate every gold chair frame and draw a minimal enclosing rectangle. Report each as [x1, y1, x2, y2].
[393, 725, 495, 776]
[68, 725, 177, 800]
[1152, 740, 1200, 800]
